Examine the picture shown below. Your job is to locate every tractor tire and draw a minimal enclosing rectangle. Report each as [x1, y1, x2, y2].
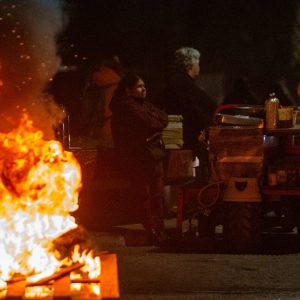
[293, 200, 300, 245]
[224, 202, 262, 254]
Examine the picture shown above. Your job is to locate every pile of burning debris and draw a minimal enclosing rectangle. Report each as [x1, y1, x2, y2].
[0, 114, 119, 299]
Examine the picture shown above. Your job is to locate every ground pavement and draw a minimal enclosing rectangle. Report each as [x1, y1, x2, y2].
[83, 218, 300, 300]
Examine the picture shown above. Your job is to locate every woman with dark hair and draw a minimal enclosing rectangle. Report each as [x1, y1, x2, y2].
[110, 73, 169, 245]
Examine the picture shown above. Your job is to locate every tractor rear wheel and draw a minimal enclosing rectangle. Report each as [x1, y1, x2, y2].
[224, 202, 262, 254]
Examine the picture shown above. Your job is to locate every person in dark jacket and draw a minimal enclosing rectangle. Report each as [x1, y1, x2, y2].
[110, 73, 169, 245]
[164, 47, 217, 163]
[80, 56, 123, 146]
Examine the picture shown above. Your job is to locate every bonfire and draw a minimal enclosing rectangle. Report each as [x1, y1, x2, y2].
[0, 114, 100, 290]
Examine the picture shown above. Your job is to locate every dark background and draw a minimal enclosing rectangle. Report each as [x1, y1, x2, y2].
[50, 0, 300, 134]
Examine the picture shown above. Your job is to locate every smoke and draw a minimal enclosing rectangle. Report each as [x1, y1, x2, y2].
[0, 0, 66, 137]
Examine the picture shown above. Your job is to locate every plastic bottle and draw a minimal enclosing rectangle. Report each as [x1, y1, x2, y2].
[265, 93, 280, 129]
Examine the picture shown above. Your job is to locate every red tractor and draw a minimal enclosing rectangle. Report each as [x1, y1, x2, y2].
[177, 105, 300, 253]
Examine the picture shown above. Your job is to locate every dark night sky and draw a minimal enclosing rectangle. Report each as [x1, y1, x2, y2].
[1, 0, 298, 136]
[59, 0, 295, 72]
[52, 0, 299, 112]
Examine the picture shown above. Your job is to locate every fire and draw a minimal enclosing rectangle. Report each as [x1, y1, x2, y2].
[0, 114, 97, 288]
[69, 245, 101, 279]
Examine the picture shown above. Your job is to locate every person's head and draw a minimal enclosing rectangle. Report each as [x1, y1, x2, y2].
[100, 56, 124, 77]
[174, 47, 201, 78]
[115, 73, 146, 99]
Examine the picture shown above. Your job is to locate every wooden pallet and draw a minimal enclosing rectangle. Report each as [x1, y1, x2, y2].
[4, 253, 119, 300]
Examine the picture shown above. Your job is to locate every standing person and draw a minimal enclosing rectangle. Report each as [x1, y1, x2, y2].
[110, 73, 169, 245]
[80, 56, 123, 147]
[164, 47, 217, 169]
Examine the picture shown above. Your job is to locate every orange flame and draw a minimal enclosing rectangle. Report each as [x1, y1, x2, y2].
[0, 114, 83, 284]
[69, 245, 101, 279]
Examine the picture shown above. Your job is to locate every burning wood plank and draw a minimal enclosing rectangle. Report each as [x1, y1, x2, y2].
[27, 263, 84, 287]
[53, 275, 71, 299]
[99, 254, 119, 299]
[6, 280, 26, 299]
